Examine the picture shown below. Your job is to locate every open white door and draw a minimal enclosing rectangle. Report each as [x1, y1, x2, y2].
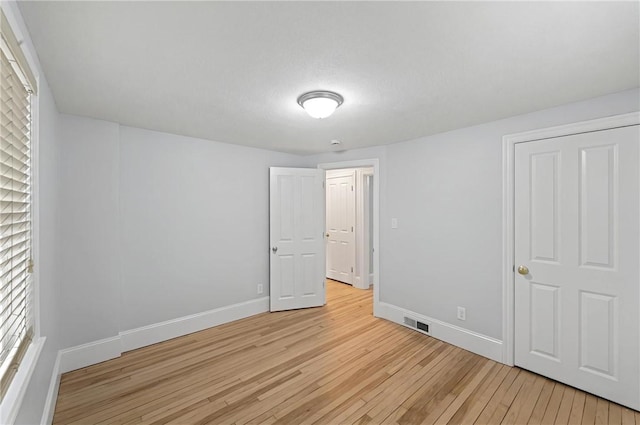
[269, 167, 325, 312]
[514, 125, 640, 409]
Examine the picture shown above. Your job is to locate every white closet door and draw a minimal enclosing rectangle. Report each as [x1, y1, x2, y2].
[514, 125, 639, 409]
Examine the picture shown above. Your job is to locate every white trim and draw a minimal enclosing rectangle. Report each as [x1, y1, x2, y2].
[325, 168, 356, 179]
[40, 351, 61, 425]
[354, 168, 374, 290]
[0, 337, 45, 425]
[58, 336, 121, 374]
[377, 302, 503, 363]
[504, 112, 640, 145]
[317, 159, 380, 314]
[120, 297, 269, 352]
[501, 112, 640, 366]
[354, 167, 362, 289]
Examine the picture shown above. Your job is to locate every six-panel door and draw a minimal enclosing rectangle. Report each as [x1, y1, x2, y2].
[514, 125, 640, 409]
[269, 167, 326, 312]
[326, 171, 356, 284]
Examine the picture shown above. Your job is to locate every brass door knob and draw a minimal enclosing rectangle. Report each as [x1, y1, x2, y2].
[517, 265, 529, 275]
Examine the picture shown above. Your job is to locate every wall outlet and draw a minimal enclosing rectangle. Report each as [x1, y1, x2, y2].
[457, 306, 466, 321]
[257, 284, 264, 294]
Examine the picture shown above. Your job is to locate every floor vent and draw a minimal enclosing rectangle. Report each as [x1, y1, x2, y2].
[416, 321, 430, 333]
[403, 316, 430, 335]
[403, 316, 417, 328]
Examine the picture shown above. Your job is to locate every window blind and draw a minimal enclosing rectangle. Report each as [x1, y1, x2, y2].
[0, 40, 33, 399]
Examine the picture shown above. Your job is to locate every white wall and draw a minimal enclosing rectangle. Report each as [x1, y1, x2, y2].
[57, 115, 121, 348]
[51, 117, 303, 340]
[305, 88, 640, 341]
[119, 126, 300, 330]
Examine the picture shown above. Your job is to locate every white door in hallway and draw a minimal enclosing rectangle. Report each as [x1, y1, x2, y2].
[514, 125, 640, 409]
[326, 170, 355, 284]
[269, 167, 325, 312]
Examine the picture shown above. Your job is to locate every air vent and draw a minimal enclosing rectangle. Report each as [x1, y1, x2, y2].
[417, 321, 430, 333]
[403, 316, 431, 335]
[403, 316, 417, 328]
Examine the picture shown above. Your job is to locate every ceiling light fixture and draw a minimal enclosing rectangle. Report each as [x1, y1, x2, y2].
[297, 90, 344, 119]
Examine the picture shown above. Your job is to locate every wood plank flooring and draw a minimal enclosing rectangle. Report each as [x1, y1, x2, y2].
[53, 280, 638, 424]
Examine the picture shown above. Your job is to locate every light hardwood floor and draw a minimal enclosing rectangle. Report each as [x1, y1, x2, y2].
[53, 280, 638, 425]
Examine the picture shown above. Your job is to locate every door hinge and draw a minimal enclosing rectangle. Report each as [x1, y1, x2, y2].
[351, 226, 354, 232]
[27, 258, 34, 274]
[351, 185, 354, 191]
[351, 266, 354, 273]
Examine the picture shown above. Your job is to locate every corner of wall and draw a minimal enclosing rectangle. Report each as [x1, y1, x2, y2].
[55, 296, 271, 374]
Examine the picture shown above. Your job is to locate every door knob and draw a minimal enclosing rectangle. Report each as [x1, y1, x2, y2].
[326, 233, 330, 238]
[517, 265, 529, 275]
[272, 246, 278, 253]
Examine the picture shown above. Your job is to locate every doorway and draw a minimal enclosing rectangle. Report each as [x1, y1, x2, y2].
[268, 160, 381, 316]
[318, 159, 380, 314]
[325, 167, 374, 290]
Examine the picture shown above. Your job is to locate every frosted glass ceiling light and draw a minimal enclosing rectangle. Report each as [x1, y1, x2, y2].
[297, 90, 344, 119]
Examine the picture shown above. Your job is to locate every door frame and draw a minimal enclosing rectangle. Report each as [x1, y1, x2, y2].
[501, 112, 640, 366]
[357, 167, 374, 290]
[318, 159, 381, 316]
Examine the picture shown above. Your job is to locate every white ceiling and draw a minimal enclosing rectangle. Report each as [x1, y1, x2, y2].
[19, 1, 640, 155]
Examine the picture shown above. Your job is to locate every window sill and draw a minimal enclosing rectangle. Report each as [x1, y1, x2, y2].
[0, 336, 45, 425]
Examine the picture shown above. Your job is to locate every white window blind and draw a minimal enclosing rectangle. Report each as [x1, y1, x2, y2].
[0, 35, 33, 399]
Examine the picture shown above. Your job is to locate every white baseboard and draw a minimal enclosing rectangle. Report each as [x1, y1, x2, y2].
[56, 296, 270, 375]
[352, 276, 370, 290]
[354, 276, 362, 288]
[377, 302, 504, 363]
[120, 297, 269, 352]
[59, 336, 122, 374]
[40, 351, 61, 425]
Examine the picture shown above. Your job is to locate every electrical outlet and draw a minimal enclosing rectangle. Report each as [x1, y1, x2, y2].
[457, 306, 466, 321]
[257, 284, 264, 294]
